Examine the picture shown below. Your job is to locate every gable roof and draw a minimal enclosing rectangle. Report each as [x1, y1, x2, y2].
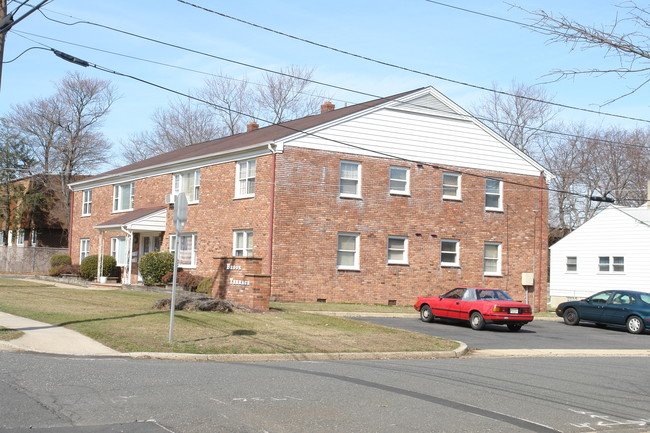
[94, 206, 166, 231]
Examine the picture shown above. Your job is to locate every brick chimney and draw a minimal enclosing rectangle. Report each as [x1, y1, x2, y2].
[320, 101, 335, 114]
[247, 121, 259, 132]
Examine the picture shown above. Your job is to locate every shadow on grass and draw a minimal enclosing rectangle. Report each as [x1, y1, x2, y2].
[12, 311, 167, 331]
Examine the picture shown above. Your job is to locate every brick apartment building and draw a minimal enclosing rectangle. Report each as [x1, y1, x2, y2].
[68, 87, 551, 310]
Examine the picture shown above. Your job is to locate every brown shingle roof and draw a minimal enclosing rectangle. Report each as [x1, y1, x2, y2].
[79, 88, 423, 184]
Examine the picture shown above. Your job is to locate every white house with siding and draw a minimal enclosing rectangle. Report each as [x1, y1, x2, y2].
[549, 204, 650, 306]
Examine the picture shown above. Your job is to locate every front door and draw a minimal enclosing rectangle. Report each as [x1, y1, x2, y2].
[138, 234, 161, 282]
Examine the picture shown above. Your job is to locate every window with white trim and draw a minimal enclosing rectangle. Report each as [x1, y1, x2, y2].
[0, 231, 4, 245]
[173, 169, 200, 203]
[30, 229, 37, 246]
[389, 166, 409, 195]
[113, 182, 134, 212]
[235, 159, 256, 198]
[110, 236, 128, 266]
[7, 230, 12, 246]
[483, 242, 501, 276]
[16, 229, 25, 246]
[440, 239, 459, 267]
[233, 230, 253, 257]
[387, 236, 408, 265]
[80, 238, 90, 262]
[337, 232, 360, 270]
[599, 256, 624, 273]
[339, 161, 361, 198]
[170, 233, 198, 267]
[485, 178, 502, 211]
[566, 256, 577, 272]
[442, 172, 461, 200]
[82, 189, 92, 216]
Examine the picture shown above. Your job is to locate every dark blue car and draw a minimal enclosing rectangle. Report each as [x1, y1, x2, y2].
[556, 290, 650, 334]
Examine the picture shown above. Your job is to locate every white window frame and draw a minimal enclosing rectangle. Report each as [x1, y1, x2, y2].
[389, 166, 410, 195]
[30, 229, 37, 246]
[599, 256, 624, 273]
[82, 189, 92, 216]
[16, 229, 25, 247]
[235, 159, 256, 199]
[339, 161, 361, 198]
[170, 233, 198, 268]
[173, 169, 200, 203]
[233, 230, 253, 257]
[80, 238, 90, 262]
[566, 256, 577, 272]
[337, 232, 360, 270]
[485, 178, 503, 211]
[483, 242, 502, 276]
[7, 229, 12, 246]
[387, 236, 408, 265]
[442, 172, 461, 200]
[111, 236, 128, 266]
[440, 239, 459, 267]
[113, 182, 134, 212]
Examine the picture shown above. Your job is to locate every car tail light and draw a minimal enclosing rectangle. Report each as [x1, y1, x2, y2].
[492, 306, 531, 314]
[492, 306, 509, 313]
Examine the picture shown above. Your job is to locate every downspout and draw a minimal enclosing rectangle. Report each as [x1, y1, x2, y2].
[537, 171, 544, 313]
[266, 143, 277, 276]
[121, 224, 133, 285]
[68, 186, 74, 259]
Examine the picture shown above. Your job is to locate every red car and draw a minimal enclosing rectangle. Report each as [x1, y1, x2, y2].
[414, 287, 533, 331]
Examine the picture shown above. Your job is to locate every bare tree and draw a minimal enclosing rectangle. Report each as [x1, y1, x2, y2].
[122, 97, 219, 164]
[471, 81, 559, 156]
[198, 73, 253, 136]
[522, 2, 650, 101]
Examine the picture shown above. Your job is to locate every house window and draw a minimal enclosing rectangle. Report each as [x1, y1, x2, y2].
[483, 242, 501, 276]
[337, 232, 360, 270]
[110, 237, 128, 266]
[387, 236, 408, 264]
[613, 256, 625, 272]
[113, 182, 134, 212]
[16, 229, 25, 246]
[485, 178, 502, 211]
[340, 161, 361, 198]
[82, 190, 92, 216]
[236, 159, 256, 198]
[389, 166, 409, 195]
[0, 232, 4, 245]
[30, 229, 37, 246]
[440, 239, 459, 267]
[80, 238, 90, 262]
[598, 256, 624, 273]
[170, 233, 197, 267]
[7, 230, 12, 245]
[233, 230, 253, 257]
[173, 169, 200, 203]
[442, 172, 461, 200]
[566, 256, 577, 272]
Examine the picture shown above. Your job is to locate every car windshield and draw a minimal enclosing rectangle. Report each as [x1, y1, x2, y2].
[476, 289, 513, 301]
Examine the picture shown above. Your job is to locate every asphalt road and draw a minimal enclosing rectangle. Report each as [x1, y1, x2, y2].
[2, 352, 650, 433]
[355, 317, 650, 350]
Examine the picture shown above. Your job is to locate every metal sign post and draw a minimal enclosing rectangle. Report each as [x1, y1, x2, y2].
[168, 192, 188, 344]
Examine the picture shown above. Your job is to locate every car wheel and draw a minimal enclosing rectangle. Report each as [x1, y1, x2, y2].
[563, 307, 580, 326]
[420, 305, 434, 323]
[626, 316, 645, 334]
[470, 312, 485, 330]
[507, 323, 523, 332]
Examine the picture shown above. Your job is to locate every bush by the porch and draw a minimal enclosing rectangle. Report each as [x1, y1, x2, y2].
[79, 255, 117, 280]
[139, 251, 175, 286]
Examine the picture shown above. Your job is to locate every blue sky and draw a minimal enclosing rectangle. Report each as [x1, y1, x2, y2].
[1, 0, 647, 170]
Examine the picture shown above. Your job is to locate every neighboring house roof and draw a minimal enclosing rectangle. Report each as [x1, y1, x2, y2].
[94, 206, 167, 231]
[69, 86, 551, 191]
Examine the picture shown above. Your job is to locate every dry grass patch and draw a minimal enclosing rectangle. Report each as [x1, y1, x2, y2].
[0, 326, 24, 341]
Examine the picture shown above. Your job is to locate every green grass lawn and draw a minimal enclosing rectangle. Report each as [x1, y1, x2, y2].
[0, 278, 458, 354]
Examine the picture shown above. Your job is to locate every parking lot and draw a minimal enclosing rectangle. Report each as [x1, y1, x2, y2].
[357, 316, 650, 350]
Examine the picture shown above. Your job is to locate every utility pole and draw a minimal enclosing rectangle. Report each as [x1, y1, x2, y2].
[0, 0, 7, 92]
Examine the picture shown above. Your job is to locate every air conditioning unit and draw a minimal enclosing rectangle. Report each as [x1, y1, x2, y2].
[164, 194, 176, 204]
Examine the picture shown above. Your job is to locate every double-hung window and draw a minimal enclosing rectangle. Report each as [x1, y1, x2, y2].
[233, 230, 253, 257]
[113, 182, 134, 212]
[483, 242, 501, 276]
[387, 236, 408, 265]
[170, 233, 198, 267]
[110, 237, 128, 266]
[442, 172, 461, 200]
[440, 239, 459, 267]
[337, 232, 360, 270]
[485, 178, 502, 211]
[389, 166, 409, 195]
[340, 161, 361, 198]
[82, 190, 92, 216]
[16, 229, 25, 246]
[599, 256, 624, 273]
[80, 238, 90, 262]
[566, 256, 577, 272]
[236, 159, 256, 198]
[173, 169, 200, 203]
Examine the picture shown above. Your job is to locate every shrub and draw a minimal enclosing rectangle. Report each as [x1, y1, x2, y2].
[196, 277, 214, 294]
[139, 251, 175, 286]
[161, 270, 205, 291]
[50, 254, 71, 269]
[79, 255, 117, 280]
[57, 264, 80, 276]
